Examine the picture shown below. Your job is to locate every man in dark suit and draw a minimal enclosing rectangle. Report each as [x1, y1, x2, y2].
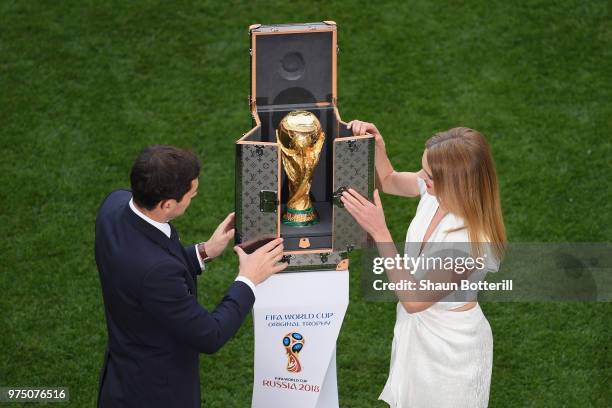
[95, 145, 286, 407]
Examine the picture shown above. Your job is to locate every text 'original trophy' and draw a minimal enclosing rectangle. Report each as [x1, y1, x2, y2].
[276, 111, 325, 227]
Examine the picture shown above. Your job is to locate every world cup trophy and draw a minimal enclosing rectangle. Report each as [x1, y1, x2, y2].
[276, 111, 325, 226]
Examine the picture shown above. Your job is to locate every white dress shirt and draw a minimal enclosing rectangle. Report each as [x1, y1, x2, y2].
[129, 198, 256, 296]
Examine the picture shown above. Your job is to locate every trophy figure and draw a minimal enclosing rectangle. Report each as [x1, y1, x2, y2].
[276, 111, 325, 226]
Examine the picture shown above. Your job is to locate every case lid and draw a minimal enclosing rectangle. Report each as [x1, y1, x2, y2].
[250, 22, 337, 107]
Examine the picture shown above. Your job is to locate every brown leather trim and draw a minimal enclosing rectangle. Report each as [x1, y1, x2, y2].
[251, 28, 335, 36]
[237, 140, 277, 145]
[340, 134, 374, 141]
[253, 111, 261, 126]
[236, 125, 260, 143]
[284, 248, 333, 255]
[251, 33, 257, 110]
[334, 106, 344, 137]
[277, 144, 281, 238]
[332, 137, 338, 250]
[332, 28, 337, 102]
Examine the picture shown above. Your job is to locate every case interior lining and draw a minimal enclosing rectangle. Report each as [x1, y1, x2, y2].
[245, 106, 338, 250]
[255, 31, 333, 106]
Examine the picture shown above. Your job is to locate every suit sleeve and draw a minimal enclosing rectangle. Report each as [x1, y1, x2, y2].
[184, 244, 204, 276]
[140, 261, 255, 354]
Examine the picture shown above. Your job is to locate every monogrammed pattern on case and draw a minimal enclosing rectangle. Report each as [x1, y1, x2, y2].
[284, 251, 346, 272]
[333, 137, 374, 251]
[237, 143, 279, 242]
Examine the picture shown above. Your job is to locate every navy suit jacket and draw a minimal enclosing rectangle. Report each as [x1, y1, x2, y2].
[95, 190, 254, 408]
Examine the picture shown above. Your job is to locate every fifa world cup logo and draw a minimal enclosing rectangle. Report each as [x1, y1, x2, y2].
[276, 111, 325, 226]
[283, 332, 305, 373]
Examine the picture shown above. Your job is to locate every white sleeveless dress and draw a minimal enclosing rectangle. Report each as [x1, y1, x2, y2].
[378, 178, 499, 408]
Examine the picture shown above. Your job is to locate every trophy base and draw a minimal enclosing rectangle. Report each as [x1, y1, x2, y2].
[282, 207, 319, 227]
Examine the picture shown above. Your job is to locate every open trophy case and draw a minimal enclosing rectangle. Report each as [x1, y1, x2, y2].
[235, 21, 375, 271]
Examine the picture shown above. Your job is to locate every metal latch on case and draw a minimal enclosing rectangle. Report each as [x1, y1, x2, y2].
[259, 190, 278, 213]
[336, 251, 350, 270]
[299, 238, 310, 249]
[332, 186, 348, 208]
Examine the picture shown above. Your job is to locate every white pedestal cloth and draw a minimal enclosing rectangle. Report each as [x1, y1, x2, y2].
[251, 269, 349, 408]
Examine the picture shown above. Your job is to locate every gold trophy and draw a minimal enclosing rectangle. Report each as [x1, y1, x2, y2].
[276, 111, 325, 226]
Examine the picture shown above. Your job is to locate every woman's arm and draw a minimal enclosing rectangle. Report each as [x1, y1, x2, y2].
[347, 120, 421, 197]
[341, 189, 475, 313]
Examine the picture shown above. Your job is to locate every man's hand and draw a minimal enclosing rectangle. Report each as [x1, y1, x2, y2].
[205, 212, 235, 259]
[233, 238, 288, 285]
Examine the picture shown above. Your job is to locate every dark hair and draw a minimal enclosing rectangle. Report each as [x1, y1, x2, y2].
[130, 145, 201, 210]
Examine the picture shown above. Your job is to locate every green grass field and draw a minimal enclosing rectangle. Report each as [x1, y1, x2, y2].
[1, 1, 610, 406]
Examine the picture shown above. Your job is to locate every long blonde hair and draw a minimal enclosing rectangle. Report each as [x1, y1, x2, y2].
[426, 127, 506, 259]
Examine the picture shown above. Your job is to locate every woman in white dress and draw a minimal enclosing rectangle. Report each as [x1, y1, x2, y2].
[340, 121, 506, 408]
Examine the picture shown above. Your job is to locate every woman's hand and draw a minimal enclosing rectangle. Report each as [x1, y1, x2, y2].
[340, 188, 392, 242]
[347, 120, 385, 150]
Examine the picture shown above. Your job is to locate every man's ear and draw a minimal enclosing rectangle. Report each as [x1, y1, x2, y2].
[158, 199, 175, 212]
